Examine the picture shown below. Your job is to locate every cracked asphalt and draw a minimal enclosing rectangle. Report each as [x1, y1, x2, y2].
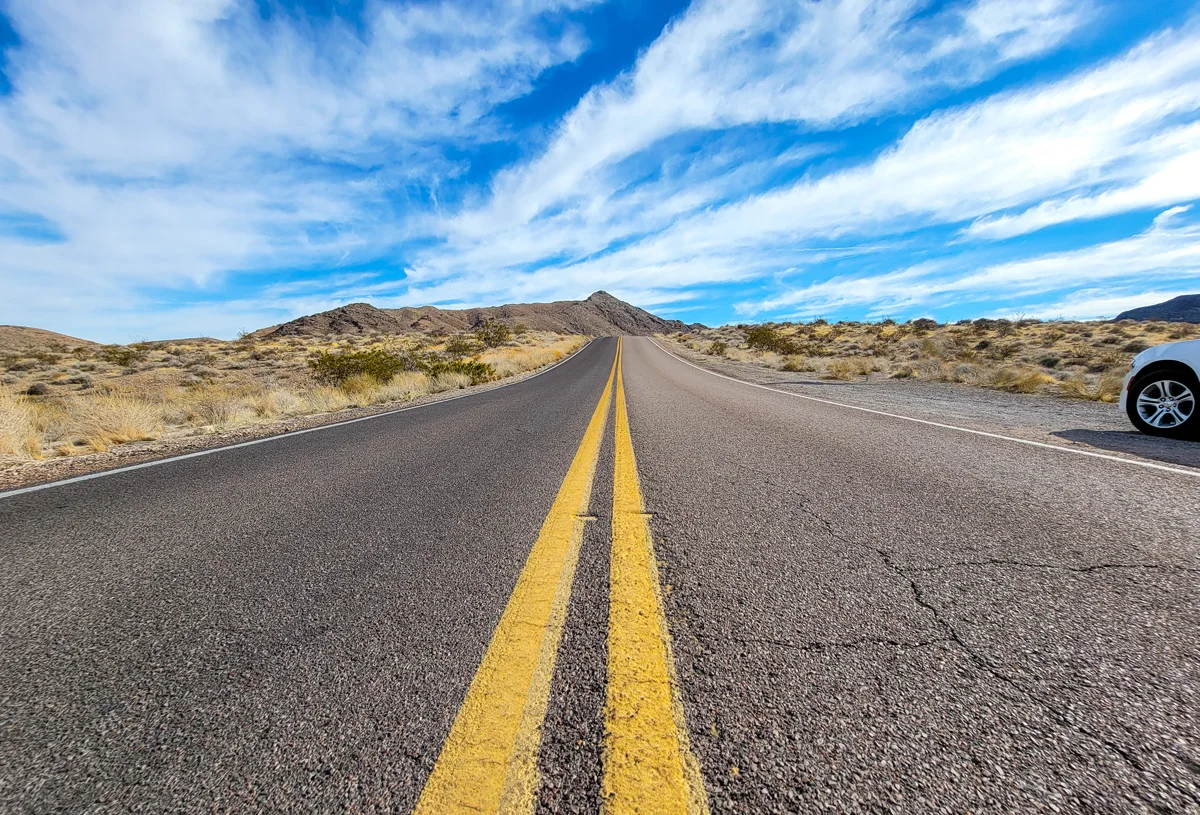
[2, 335, 1198, 813]
[621, 337, 1200, 813]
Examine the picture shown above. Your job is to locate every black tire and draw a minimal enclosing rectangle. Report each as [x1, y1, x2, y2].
[1126, 365, 1199, 439]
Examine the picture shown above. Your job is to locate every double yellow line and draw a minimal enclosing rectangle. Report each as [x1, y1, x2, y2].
[414, 339, 708, 815]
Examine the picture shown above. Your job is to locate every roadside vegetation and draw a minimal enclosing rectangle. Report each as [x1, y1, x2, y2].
[0, 328, 582, 463]
[670, 318, 1198, 401]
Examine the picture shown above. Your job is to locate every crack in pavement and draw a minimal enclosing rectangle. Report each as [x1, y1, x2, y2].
[728, 634, 952, 653]
[721, 464, 1199, 807]
[903, 559, 1200, 575]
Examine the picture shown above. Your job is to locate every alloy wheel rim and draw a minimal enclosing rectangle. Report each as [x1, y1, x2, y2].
[1136, 379, 1196, 429]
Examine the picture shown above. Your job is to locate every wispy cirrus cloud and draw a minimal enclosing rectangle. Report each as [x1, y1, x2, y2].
[738, 206, 1200, 319]
[0, 0, 592, 337]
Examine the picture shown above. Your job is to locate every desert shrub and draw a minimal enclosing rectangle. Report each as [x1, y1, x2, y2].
[1122, 340, 1150, 353]
[918, 338, 947, 359]
[373, 372, 431, 403]
[909, 318, 939, 332]
[822, 358, 873, 380]
[705, 341, 728, 356]
[0, 389, 40, 458]
[340, 373, 380, 397]
[743, 325, 782, 352]
[308, 348, 405, 386]
[423, 358, 496, 385]
[780, 356, 816, 372]
[991, 367, 1053, 393]
[1039, 356, 1061, 369]
[184, 385, 246, 425]
[473, 319, 512, 348]
[823, 359, 853, 380]
[430, 371, 473, 392]
[68, 394, 161, 450]
[98, 345, 149, 367]
[443, 335, 482, 359]
[743, 325, 798, 354]
[304, 386, 352, 413]
[249, 389, 304, 418]
[1058, 372, 1124, 402]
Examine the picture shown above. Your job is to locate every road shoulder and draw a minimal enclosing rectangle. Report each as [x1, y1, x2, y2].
[657, 336, 1200, 473]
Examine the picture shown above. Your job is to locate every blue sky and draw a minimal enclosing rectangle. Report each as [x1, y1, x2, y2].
[1, 0, 1198, 342]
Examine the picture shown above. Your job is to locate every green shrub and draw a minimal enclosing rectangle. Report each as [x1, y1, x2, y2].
[742, 325, 799, 354]
[98, 345, 149, 367]
[308, 348, 406, 385]
[422, 358, 496, 385]
[444, 335, 482, 359]
[473, 319, 512, 348]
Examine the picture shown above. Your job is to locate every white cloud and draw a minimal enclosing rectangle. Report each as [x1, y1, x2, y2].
[740, 207, 1200, 318]
[0, 0, 591, 335]
[447, 0, 1088, 240]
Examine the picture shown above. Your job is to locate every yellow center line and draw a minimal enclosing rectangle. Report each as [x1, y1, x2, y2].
[604, 338, 710, 815]
[414, 343, 619, 815]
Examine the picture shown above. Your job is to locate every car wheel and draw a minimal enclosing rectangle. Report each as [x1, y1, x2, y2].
[1126, 366, 1198, 439]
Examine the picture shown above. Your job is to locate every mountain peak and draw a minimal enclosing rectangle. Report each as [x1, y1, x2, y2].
[260, 292, 705, 338]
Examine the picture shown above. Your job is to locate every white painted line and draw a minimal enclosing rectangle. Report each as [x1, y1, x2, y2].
[649, 338, 1200, 480]
[0, 339, 600, 500]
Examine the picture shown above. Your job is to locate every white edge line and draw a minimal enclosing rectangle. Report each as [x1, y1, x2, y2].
[0, 338, 601, 500]
[649, 338, 1200, 480]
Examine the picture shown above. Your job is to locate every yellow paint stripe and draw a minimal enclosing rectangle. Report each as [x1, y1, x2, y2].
[415, 344, 619, 815]
[604, 338, 710, 815]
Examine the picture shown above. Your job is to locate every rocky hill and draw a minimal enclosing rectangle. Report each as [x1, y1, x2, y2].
[259, 291, 703, 338]
[1115, 294, 1200, 323]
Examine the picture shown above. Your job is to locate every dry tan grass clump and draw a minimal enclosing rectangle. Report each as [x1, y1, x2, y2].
[372, 372, 431, 404]
[0, 389, 40, 458]
[67, 394, 162, 452]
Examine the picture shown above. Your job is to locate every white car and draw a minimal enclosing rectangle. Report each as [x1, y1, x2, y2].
[1121, 337, 1200, 439]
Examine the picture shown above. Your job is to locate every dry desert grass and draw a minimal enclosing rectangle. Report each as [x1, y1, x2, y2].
[0, 330, 582, 464]
[671, 318, 1198, 401]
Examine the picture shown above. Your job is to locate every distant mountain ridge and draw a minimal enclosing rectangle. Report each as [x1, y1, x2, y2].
[1115, 294, 1200, 323]
[256, 291, 704, 338]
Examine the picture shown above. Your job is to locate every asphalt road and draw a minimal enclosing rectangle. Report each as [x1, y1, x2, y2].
[2, 336, 1198, 813]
